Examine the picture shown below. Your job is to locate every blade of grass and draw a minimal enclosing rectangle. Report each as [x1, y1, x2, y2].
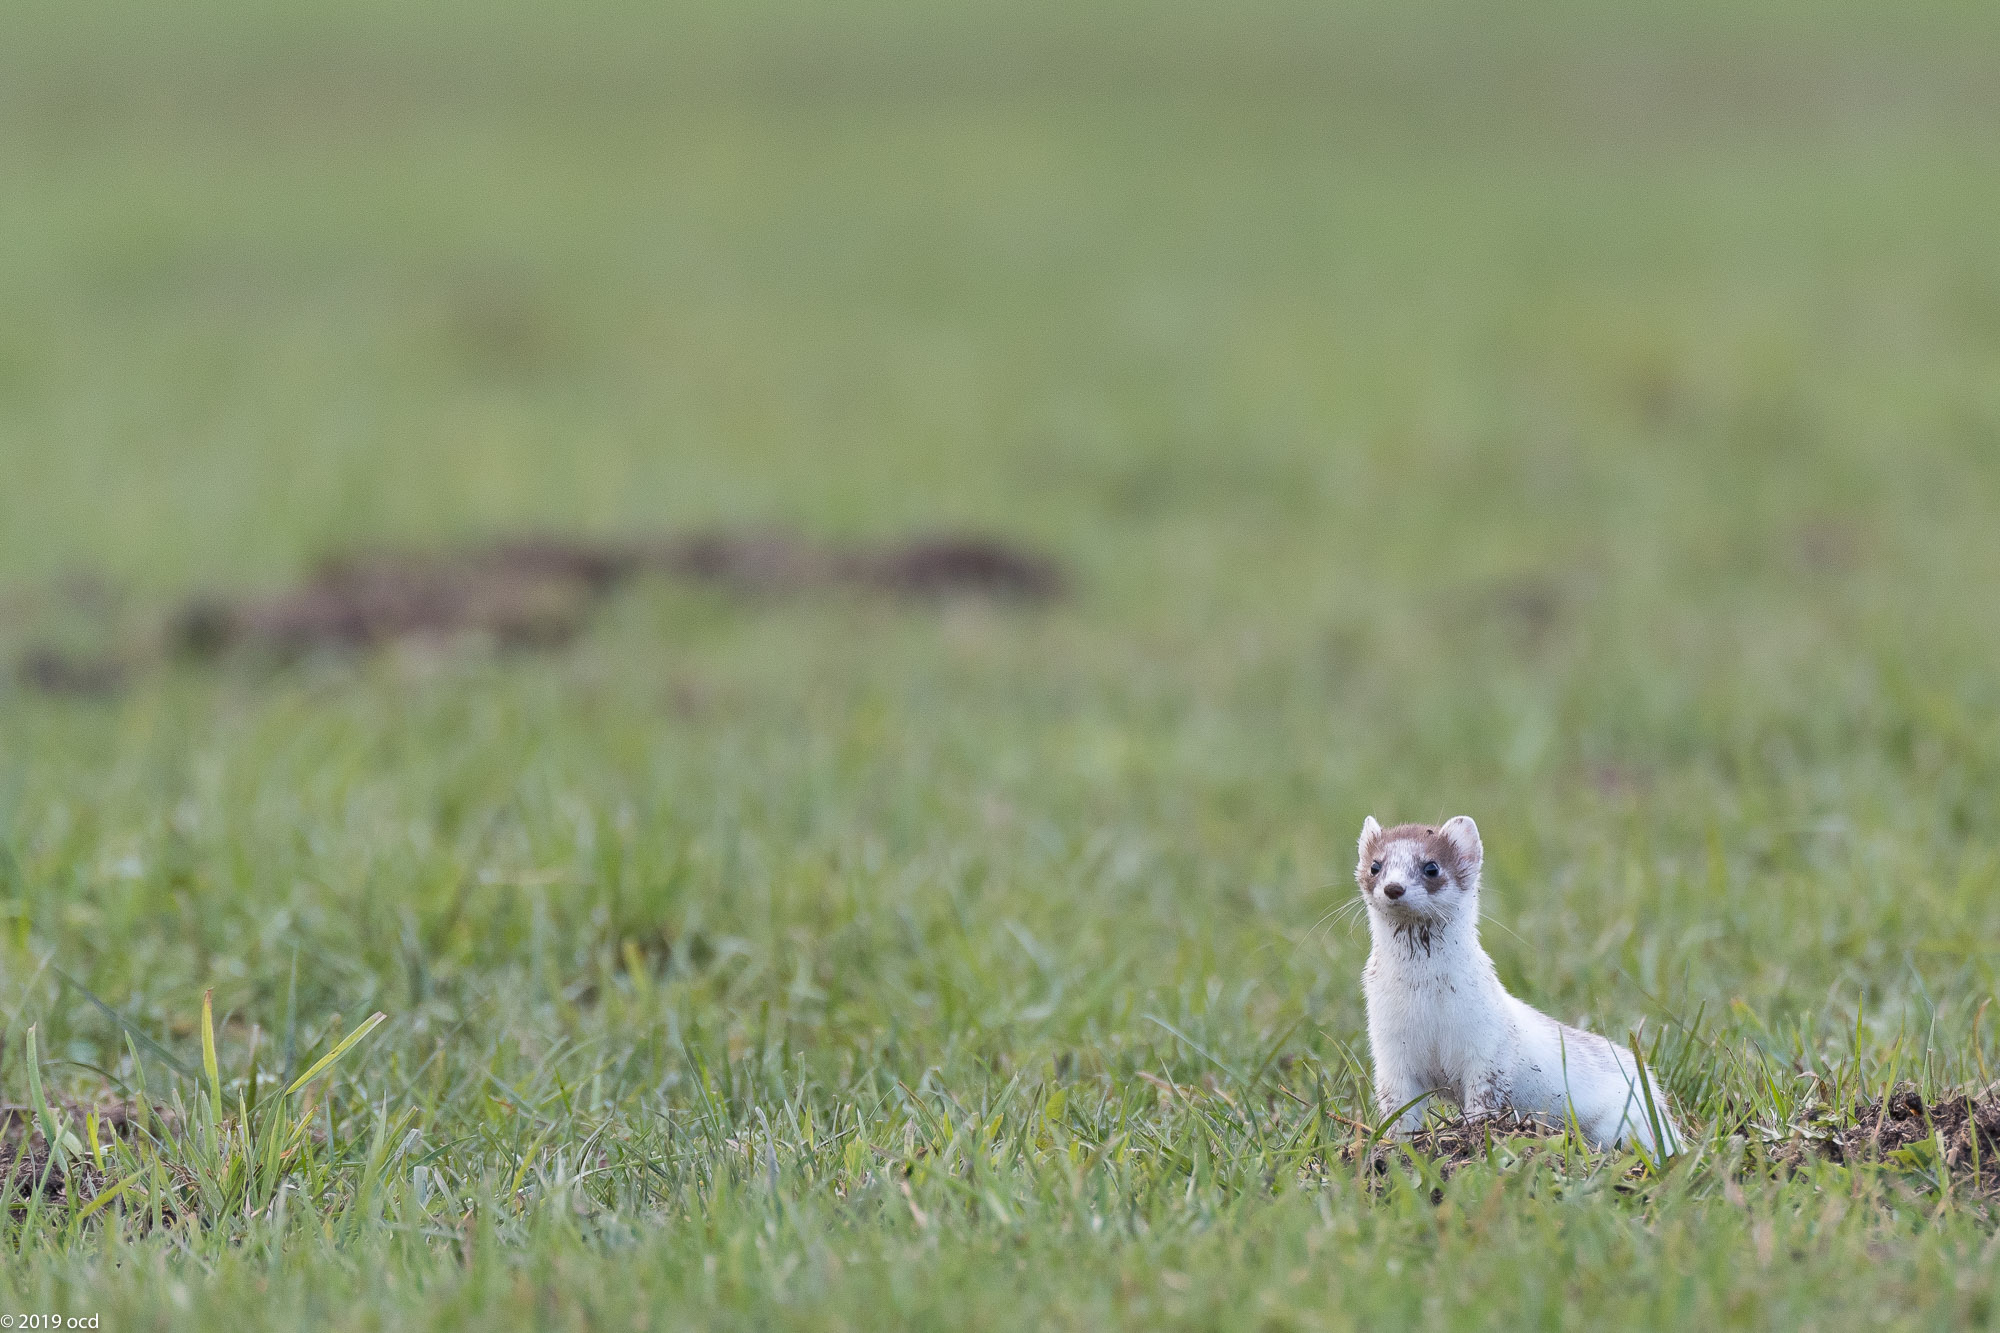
[25, 1025, 66, 1172]
[201, 988, 224, 1128]
[1630, 1032, 1677, 1160]
[282, 944, 300, 1090]
[285, 1012, 389, 1096]
[75, 1171, 141, 1224]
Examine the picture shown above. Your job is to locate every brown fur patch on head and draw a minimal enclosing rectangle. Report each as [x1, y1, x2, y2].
[1360, 823, 1477, 885]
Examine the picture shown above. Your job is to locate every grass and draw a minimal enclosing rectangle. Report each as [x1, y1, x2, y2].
[2, 0, 2000, 1326]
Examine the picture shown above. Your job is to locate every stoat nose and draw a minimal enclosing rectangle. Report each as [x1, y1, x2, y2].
[1381, 882, 1406, 900]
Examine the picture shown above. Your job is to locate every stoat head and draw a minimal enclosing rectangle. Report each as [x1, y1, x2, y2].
[1355, 815, 1483, 932]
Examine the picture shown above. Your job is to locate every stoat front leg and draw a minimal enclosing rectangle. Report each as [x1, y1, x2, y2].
[1372, 1065, 1434, 1138]
[1458, 1064, 1512, 1124]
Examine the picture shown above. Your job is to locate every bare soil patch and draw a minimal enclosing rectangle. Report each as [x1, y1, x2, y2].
[1339, 1112, 1567, 1181]
[1344, 1086, 2000, 1195]
[11, 528, 1064, 693]
[16, 647, 128, 697]
[1822, 1085, 2000, 1181]
[0, 1142, 104, 1213]
[0, 1102, 164, 1216]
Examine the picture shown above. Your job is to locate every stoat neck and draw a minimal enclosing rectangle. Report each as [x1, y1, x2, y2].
[1365, 899, 1495, 988]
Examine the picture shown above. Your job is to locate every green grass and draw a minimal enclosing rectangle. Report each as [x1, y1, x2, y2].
[3, 0, 2000, 1326]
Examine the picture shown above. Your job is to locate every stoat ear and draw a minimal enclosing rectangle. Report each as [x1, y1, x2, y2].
[1357, 816, 1381, 862]
[1439, 816, 1482, 874]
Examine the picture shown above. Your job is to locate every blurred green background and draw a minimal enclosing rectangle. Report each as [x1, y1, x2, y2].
[6, 0, 1996, 591]
[2, 0, 1999, 1324]
[3, 0, 2000, 1080]
[6, 0, 2000, 1121]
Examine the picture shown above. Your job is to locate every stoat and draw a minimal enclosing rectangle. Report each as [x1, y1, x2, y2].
[1354, 815, 1681, 1154]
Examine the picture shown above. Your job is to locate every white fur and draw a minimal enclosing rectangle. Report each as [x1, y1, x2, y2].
[1355, 815, 1681, 1154]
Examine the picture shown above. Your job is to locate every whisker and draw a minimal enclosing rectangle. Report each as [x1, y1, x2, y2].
[1320, 898, 1369, 940]
[1479, 911, 1531, 951]
[1285, 900, 1354, 960]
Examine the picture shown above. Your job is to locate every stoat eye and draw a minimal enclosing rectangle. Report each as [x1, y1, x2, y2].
[1369, 860, 1382, 875]
[1421, 860, 1441, 878]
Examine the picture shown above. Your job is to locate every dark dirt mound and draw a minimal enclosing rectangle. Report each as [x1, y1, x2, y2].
[0, 1142, 104, 1212]
[165, 529, 1062, 663]
[2, 1136, 194, 1224]
[12, 527, 1063, 692]
[170, 542, 611, 660]
[1340, 1113, 1567, 1179]
[1835, 1086, 2000, 1176]
[848, 535, 1064, 601]
[1363, 1087, 2000, 1197]
[1, 1103, 124, 1213]
[16, 647, 127, 697]
[652, 530, 1062, 601]
[1, 1103, 187, 1218]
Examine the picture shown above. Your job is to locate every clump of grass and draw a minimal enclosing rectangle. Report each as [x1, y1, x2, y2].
[1, 989, 386, 1244]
